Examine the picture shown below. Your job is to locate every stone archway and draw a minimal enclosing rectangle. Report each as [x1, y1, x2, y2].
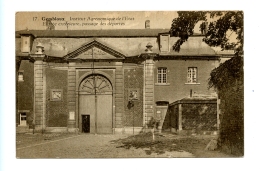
[79, 74, 113, 134]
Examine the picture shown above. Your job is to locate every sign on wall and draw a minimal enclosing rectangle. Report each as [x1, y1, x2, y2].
[128, 88, 139, 101]
[69, 111, 75, 120]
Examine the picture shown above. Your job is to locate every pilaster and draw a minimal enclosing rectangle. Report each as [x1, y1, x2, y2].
[67, 62, 76, 129]
[33, 60, 46, 131]
[178, 103, 182, 131]
[144, 59, 155, 126]
[115, 62, 123, 129]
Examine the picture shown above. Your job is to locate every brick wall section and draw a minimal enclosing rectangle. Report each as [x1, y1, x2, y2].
[67, 63, 76, 128]
[124, 67, 143, 127]
[46, 67, 68, 127]
[144, 59, 155, 125]
[115, 62, 124, 128]
[78, 62, 114, 79]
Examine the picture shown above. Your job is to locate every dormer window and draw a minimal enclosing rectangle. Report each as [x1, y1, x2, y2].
[21, 36, 32, 53]
[160, 34, 170, 52]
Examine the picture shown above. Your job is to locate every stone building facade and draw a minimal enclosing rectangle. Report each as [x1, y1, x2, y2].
[16, 28, 232, 134]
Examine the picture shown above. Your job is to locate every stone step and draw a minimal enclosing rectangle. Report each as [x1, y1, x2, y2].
[16, 125, 30, 133]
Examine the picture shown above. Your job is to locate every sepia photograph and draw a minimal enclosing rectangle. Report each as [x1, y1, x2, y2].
[15, 11, 244, 159]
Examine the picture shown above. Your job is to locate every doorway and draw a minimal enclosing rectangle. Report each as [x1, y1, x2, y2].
[82, 115, 90, 133]
[79, 74, 113, 134]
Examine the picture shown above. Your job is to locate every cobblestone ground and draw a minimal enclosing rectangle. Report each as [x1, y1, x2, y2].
[16, 133, 194, 158]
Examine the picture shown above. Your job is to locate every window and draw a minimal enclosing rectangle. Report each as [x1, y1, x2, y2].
[21, 36, 31, 53]
[18, 71, 24, 82]
[160, 34, 170, 52]
[157, 68, 167, 83]
[187, 67, 197, 83]
[20, 112, 27, 126]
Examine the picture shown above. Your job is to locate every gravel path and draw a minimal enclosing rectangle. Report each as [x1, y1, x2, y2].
[16, 133, 194, 158]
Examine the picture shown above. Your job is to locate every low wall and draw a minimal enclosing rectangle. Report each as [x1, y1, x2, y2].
[163, 96, 217, 133]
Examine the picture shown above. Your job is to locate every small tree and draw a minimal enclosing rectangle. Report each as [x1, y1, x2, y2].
[147, 117, 160, 141]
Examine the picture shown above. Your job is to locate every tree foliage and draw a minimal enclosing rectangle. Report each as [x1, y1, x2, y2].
[170, 11, 206, 51]
[170, 11, 244, 156]
[208, 56, 243, 91]
[170, 11, 243, 56]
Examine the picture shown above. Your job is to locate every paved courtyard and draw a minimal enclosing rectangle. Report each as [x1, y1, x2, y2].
[16, 133, 195, 158]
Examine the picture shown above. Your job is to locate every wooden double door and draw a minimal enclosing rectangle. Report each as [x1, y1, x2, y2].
[79, 74, 113, 134]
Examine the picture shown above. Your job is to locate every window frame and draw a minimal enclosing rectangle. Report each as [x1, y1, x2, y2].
[156, 67, 169, 85]
[186, 67, 200, 84]
[19, 112, 27, 126]
[159, 34, 170, 52]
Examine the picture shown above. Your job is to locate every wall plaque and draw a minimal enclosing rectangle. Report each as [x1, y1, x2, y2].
[128, 88, 139, 101]
[69, 111, 75, 120]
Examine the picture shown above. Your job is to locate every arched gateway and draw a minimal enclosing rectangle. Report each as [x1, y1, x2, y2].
[79, 74, 113, 134]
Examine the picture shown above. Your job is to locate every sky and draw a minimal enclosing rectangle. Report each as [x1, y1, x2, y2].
[15, 11, 236, 47]
[16, 11, 179, 30]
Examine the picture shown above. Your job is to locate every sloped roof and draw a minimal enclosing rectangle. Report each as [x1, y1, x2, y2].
[15, 29, 170, 38]
[169, 95, 217, 106]
[16, 29, 233, 58]
[160, 37, 217, 56]
[29, 37, 159, 57]
[210, 47, 235, 56]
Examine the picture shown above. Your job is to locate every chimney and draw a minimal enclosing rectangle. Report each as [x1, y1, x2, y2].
[200, 21, 208, 35]
[145, 20, 150, 29]
[204, 22, 208, 34]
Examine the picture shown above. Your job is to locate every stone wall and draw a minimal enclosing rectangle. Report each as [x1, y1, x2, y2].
[181, 103, 217, 131]
[164, 97, 217, 133]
